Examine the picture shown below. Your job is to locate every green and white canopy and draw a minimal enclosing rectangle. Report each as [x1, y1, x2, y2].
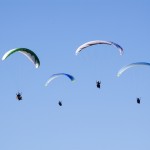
[2, 48, 40, 68]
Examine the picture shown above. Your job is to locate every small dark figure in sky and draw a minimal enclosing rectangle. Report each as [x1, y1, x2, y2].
[96, 81, 101, 88]
[137, 98, 140, 104]
[58, 101, 62, 106]
[16, 92, 22, 101]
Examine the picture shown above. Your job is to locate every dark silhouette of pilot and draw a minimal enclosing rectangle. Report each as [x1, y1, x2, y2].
[16, 92, 22, 100]
[137, 98, 140, 104]
[58, 101, 62, 106]
[96, 81, 101, 88]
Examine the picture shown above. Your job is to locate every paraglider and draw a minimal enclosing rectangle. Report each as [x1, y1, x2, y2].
[2, 48, 40, 100]
[96, 81, 101, 88]
[45, 73, 75, 87]
[16, 92, 22, 101]
[45, 73, 75, 107]
[2, 48, 40, 68]
[137, 98, 141, 104]
[58, 101, 62, 106]
[75, 40, 123, 55]
[117, 62, 150, 77]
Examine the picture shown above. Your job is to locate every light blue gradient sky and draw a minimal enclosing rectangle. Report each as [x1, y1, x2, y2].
[0, 1, 150, 150]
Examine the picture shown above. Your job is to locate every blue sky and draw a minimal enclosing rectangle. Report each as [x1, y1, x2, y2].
[0, 0, 150, 150]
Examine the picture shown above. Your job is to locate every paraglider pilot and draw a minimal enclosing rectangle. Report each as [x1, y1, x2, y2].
[96, 81, 101, 88]
[137, 98, 140, 104]
[16, 92, 22, 100]
[58, 101, 62, 106]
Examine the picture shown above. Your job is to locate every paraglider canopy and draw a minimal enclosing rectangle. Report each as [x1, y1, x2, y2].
[117, 62, 150, 77]
[45, 73, 75, 87]
[2, 48, 40, 68]
[75, 40, 123, 55]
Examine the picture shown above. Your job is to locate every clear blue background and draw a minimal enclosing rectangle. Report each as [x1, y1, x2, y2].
[0, 0, 150, 150]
